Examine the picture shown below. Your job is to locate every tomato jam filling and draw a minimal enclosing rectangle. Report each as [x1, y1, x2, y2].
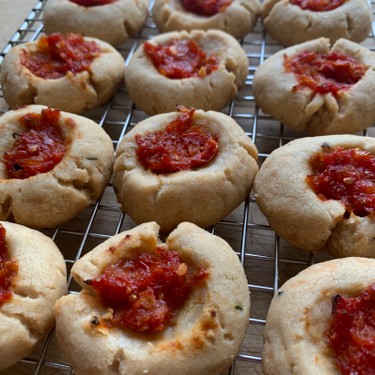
[88, 246, 208, 334]
[135, 106, 218, 174]
[307, 146, 375, 217]
[21, 33, 101, 79]
[69, 0, 116, 6]
[284, 51, 366, 97]
[324, 283, 375, 375]
[143, 39, 219, 79]
[182, 0, 232, 16]
[0, 224, 18, 307]
[290, 0, 345, 11]
[4, 108, 66, 179]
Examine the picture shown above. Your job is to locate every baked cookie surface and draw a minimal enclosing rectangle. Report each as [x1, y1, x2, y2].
[43, 0, 148, 45]
[262, 0, 372, 46]
[263, 257, 375, 375]
[0, 221, 67, 371]
[125, 29, 248, 115]
[54, 221, 250, 375]
[112, 108, 258, 232]
[253, 38, 375, 135]
[153, 0, 260, 39]
[253, 134, 375, 257]
[0, 105, 114, 228]
[1, 33, 125, 114]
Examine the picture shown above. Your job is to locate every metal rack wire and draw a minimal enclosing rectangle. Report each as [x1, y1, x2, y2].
[0, 0, 374, 374]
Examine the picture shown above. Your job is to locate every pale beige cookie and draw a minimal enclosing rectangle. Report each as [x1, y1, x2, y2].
[0, 105, 114, 228]
[112, 109, 258, 232]
[153, 0, 260, 39]
[1, 35, 125, 114]
[0, 221, 67, 371]
[43, 0, 148, 46]
[54, 221, 250, 375]
[253, 38, 375, 135]
[262, 0, 372, 46]
[253, 134, 375, 257]
[125, 29, 248, 115]
[263, 257, 375, 375]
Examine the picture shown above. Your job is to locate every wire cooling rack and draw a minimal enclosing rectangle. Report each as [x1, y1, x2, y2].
[0, 1, 374, 374]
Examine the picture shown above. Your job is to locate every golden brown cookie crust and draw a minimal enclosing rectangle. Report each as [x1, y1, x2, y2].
[253, 38, 375, 135]
[153, 0, 260, 39]
[43, 0, 149, 45]
[1, 36, 125, 114]
[262, 0, 372, 46]
[125, 29, 249, 115]
[253, 134, 375, 257]
[0, 105, 114, 228]
[263, 257, 375, 375]
[0, 221, 67, 371]
[54, 222, 250, 375]
[112, 109, 258, 232]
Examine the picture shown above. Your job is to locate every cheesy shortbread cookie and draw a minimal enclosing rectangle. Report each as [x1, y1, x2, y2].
[263, 257, 375, 375]
[1, 33, 124, 114]
[54, 222, 250, 375]
[43, 0, 148, 46]
[113, 107, 258, 232]
[254, 135, 375, 258]
[253, 38, 375, 135]
[153, 0, 260, 39]
[125, 29, 248, 115]
[262, 0, 372, 46]
[0, 105, 114, 228]
[0, 221, 67, 371]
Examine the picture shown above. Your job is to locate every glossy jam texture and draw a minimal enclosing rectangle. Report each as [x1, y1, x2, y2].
[325, 283, 375, 375]
[290, 0, 346, 11]
[182, 0, 232, 16]
[143, 39, 219, 79]
[0, 224, 18, 307]
[89, 246, 208, 334]
[307, 146, 375, 217]
[284, 51, 366, 97]
[70, 0, 116, 6]
[4, 108, 66, 179]
[21, 33, 101, 79]
[135, 106, 218, 174]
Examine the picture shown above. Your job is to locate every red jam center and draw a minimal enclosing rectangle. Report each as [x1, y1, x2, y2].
[182, 0, 232, 16]
[4, 108, 66, 179]
[135, 106, 219, 174]
[290, 0, 345, 11]
[143, 39, 219, 79]
[89, 246, 208, 334]
[325, 283, 375, 375]
[21, 33, 101, 79]
[284, 51, 366, 97]
[307, 146, 375, 217]
[69, 0, 116, 6]
[0, 224, 18, 307]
